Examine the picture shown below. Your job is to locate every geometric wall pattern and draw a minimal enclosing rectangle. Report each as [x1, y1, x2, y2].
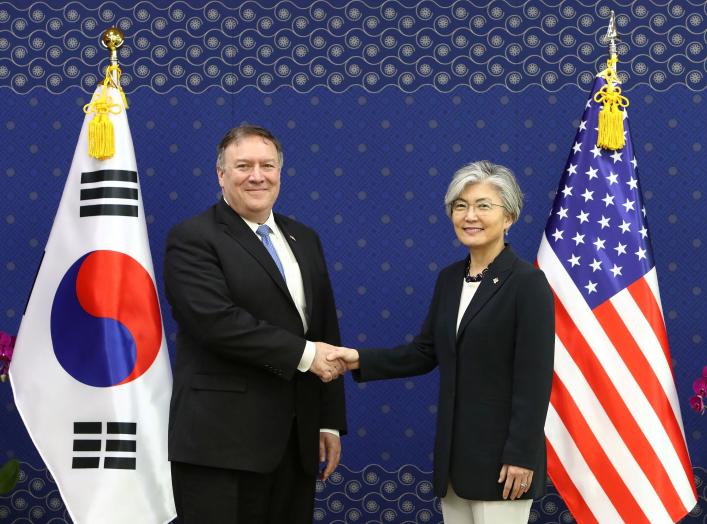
[0, 1, 705, 95]
[1, 1, 705, 523]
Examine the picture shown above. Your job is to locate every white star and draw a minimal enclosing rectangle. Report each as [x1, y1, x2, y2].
[593, 237, 606, 250]
[631, 156, 638, 169]
[642, 206, 647, 217]
[572, 232, 586, 245]
[590, 258, 602, 272]
[606, 172, 619, 185]
[581, 189, 594, 202]
[597, 215, 610, 229]
[614, 242, 627, 255]
[622, 199, 635, 212]
[567, 163, 578, 176]
[639, 226, 648, 238]
[561, 185, 573, 197]
[610, 264, 623, 277]
[551, 228, 564, 241]
[586, 166, 599, 180]
[556, 206, 568, 219]
[572, 141, 582, 154]
[619, 220, 631, 233]
[635, 247, 647, 260]
[568, 254, 581, 267]
[585, 99, 592, 109]
[602, 193, 615, 207]
[576, 210, 590, 223]
[590, 145, 602, 158]
[579, 120, 587, 131]
[627, 177, 638, 190]
[610, 150, 623, 163]
[585, 280, 598, 294]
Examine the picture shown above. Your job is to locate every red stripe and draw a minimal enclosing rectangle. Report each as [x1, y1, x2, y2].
[627, 277, 671, 367]
[554, 296, 688, 521]
[546, 435, 599, 524]
[550, 374, 648, 523]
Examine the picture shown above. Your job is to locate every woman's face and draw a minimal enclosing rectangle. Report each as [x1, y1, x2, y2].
[450, 182, 512, 252]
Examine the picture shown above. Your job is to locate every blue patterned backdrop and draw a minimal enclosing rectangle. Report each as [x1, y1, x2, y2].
[1, 1, 705, 523]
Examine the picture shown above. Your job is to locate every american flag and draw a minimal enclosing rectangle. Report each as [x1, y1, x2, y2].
[537, 74, 697, 523]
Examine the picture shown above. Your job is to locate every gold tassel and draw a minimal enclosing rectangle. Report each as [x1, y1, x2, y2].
[594, 56, 629, 151]
[83, 64, 128, 160]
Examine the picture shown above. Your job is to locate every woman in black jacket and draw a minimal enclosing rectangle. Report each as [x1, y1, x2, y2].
[330, 160, 555, 523]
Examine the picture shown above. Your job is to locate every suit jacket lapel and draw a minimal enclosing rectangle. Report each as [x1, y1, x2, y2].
[215, 201, 293, 304]
[441, 260, 465, 352]
[456, 246, 517, 340]
[276, 215, 313, 322]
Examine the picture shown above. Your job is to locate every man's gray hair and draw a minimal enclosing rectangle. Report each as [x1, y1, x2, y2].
[443, 160, 523, 222]
[216, 124, 284, 170]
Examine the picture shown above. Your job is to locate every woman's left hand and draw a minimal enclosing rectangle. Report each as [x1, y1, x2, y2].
[498, 464, 534, 500]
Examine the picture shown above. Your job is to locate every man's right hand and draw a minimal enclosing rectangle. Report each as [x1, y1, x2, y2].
[311, 342, 346, 382]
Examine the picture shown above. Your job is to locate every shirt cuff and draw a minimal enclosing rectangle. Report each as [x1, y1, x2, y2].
[297, 340, 316, 372]
[319, 428, 340, 437]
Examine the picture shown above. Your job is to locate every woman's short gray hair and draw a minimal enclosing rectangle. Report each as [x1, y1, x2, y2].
[443, 160, 524, 222]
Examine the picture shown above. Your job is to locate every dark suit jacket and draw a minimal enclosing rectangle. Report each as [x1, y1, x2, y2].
[355, 245, 554, 500]
[164, 200, 346, 476]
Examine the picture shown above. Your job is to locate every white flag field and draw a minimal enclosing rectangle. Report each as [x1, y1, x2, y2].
[10, 85, 176, 523]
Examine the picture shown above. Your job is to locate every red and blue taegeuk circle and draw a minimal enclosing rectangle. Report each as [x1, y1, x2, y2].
[51, 250, 162, 387]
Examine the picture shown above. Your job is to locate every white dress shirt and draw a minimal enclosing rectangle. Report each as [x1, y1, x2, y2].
[456, 279, 481, 334]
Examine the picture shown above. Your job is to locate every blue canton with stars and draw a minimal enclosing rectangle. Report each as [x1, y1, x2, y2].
[545, 76, 654, 309]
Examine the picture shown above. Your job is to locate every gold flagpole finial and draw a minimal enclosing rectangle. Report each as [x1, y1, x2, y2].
[84, 27, 128, 160]
[101, 27, 124, 70]
[594, 10, 628, 151]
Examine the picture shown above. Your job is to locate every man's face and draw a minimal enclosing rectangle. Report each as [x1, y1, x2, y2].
[217, 135, 281, 223]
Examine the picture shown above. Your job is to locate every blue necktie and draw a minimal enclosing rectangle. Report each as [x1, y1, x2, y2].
[256, 224, 286, 282]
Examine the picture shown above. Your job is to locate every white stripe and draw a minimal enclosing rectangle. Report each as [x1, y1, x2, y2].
[644, 268, 664, 316]
[538, 234, 696, 511]
[610, 288, 688, 443]
[545, 404, 623, 524]
[80, 198, 139, 206]
[79, 181, 139, 189]
[553, 337, 672, 522]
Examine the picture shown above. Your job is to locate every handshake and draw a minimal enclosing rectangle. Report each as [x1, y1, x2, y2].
[310, 342, 360, 382]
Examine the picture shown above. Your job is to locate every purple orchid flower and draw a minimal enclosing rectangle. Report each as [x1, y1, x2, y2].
[0, 331, 15, 381]
[689, 395, 705, 415]
[694, 376, 707, 397]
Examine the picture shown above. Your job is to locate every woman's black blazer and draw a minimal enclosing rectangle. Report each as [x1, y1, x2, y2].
[355, 245, 555, 500]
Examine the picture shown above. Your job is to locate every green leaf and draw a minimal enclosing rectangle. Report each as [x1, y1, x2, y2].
[0, 459, 19, 494]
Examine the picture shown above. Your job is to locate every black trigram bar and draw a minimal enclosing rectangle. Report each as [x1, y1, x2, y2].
[104, 457, 136, 470]
[107, 422, 137, 435]
[72, 457, 100, 469]
[73, 439, 101, 452]
[80, 204, 138, 217]
[80, 187, 138, 200]
[106, 439, 136, 452]
[74, 422, 101, 434]
[81, 170, 137, 184]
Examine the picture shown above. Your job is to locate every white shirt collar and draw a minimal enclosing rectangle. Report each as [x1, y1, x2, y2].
[240, 211, 278, 236]
[222, 195, 277, 235]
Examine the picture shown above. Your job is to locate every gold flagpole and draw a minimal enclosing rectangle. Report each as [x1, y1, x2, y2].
[83, 27, 128, 159]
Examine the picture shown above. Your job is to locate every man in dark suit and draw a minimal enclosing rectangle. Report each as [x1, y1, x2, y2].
[164, 125, 347, 523]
